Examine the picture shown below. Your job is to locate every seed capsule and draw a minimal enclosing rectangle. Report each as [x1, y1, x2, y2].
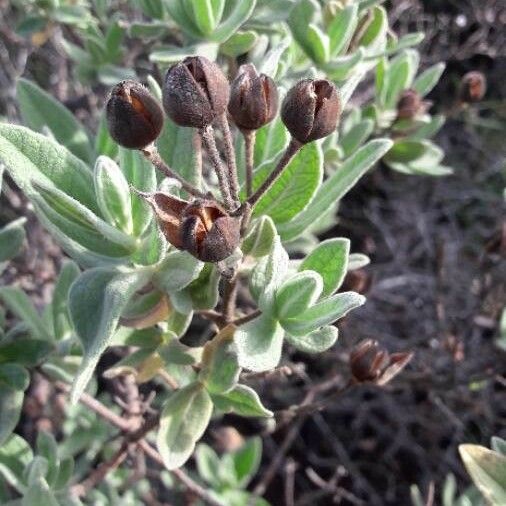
[228, 64, 278, 131]
[106, 81, 164, 149]
[459, 71, 486, 103]
[396, 89, 423, 120]
[281, 79, 341, 143]
[163, 56, 230, 128]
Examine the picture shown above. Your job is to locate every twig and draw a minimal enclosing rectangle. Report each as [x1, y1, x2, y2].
[222, 276, 238, 323]
[219, 113, 240, 203]
[141, 144, 207, 199]
[247, 138, 301, 208]
[230, 308, 261, 326]
[243, 130, 256, 198]
[201, 125, 236, 209]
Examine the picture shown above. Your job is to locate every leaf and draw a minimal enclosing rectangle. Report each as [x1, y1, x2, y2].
[165, 0, 203, 39]
[119, 148, 157, 236]
[188, 0, 216, 36]
[16, 79, 93, 164]
[153, 251, 204, 292]
[235, 313, 284, 372]
[328, 3, 358, 56]
[0, 364, 29, 392]
[275, 271, 323, 320]
[51, 261, 80, 341]
[195, 444, 221, 486]
[280, 291, 365, 337]
[254, 116, 289, 168]
[157, 382, 213, 470]
[0, 287, 52, 341]
[0, 387, 24, 446]
[285, 325, 338, 353]
[288, 0, 319, 58]
[299, 238, 350, 296]
[348, 253, 370, 271]
[185, 264, 220, 310]
[242, 215, 276, 257]
[22, 477, 59, 506]
[210, 0, 257, 43]
[459, 444, 506, 505]
[0, 339, 53, 367]
[305, 24, 330, 64]
[220, 30, 258, 57]
[250, 142, 323, 224]
[69, 267, 152, 403]
[199, 325, 240, 394]
[413, 62, 445, 97]
[0, 434, 33, 493]
[0, 218, 26, 263]
[491, 437, 506, 456]
[94, 156, 133, 234]
[358, 5, 387, 54]
[211, 384, 273, 417]
[0, 124, 97, 213]
[278, 139, 393, 240]
[340, 119, 374, 157]
[233, 437, 262, 487]
[95, 112, 118, 159]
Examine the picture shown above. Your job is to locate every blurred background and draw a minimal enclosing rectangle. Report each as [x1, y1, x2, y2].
[0, 0, 505, 504]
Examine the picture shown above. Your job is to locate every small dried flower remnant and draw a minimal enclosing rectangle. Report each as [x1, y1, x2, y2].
[281, 79, 341, 143]
[396, 89, 430, 120]
[163, 55, 230, 128]
[139, 191, 240, 263]
[459, 71, 487, 103]
[228, 64, 278, 131]
[350, 339, 413, 385]
[106, 80, 164, 149]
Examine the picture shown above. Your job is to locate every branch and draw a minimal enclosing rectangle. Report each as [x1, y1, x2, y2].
[219, 113, 240, 203]
[243, 130, 256, 198]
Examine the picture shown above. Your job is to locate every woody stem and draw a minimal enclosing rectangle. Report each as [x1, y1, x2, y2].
[219, 113, 241, 203]
[243, 129, 256, 198]
[201, 125, 236, 210]
[141, 145, 207, 199]
[247, 137, 302, 208]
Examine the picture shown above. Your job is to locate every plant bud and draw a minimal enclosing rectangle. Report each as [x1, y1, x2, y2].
[281, 79, 341, 143]
[163, 56, 230, 128]
[139, 191, 240, 263]
[350, 339, 413, 385]
[459, 71, 486, 103]
[396, 89, 423, 120]
[106, 80, 164, 149]
[228, 64, 278, 131]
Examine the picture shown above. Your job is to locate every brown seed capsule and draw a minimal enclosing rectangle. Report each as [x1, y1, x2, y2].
[459, 71, 486, 103]
[281, 79, 341, 143]
[138, 191, 240, 262]
[396, 89, 424, 120]
[106, 80, 164, 149]
[163, 56, 230, 128]
[350, 339, 413, 385]
[228, 64, 278, 131]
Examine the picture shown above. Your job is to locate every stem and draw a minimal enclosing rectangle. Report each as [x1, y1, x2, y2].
[142, 145, 207, 199]
[222, 276, 238, 323]
[219, 113, 240, 203]
[230, 308, 261, 326]
[201, 125, 235, 209]
[243, 129, 256, 198]
[247, 138, 301, 208]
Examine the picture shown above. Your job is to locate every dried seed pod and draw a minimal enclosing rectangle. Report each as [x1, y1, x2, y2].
[350, 339, 413, 385]
[106, 80, 164, 149]
[138, 191, 240, 262]
[228, 64, 278, 131]
[396, 89, 424, 120]
[163, 56, 230, 128]
[459, 71, 486, 103]
[281, 79, 341, 143]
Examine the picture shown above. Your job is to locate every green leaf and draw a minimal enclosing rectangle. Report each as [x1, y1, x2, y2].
[157, 382, 213, 470]
[409, 114, 445, 141]
[0, 339, 53, 367]
[16, 79, 93, 164]
[358, 5, 387, 54]
[51, 261, 80, 341]
[199, 326, 240, 394]
[278, 139, 393, 240]
[299, 238, 350, 297]
[254, 116, 290, 168]
[158, 339, 203, 366]
[328, 3, 358, 56]
[305, 24, 330, 64]
[36, 432, 59, 487]
[251, 142, 323, 224]
[0, 218, 26, 263]
[94, 156, 133, 234]
[185, 264, 220, 310]
[0, 387, 23, 446]
[211, 384, 273, 417]
[153, 250, 203, 292]
[210, 0, 257, 43]
[384, 54, 411, 109]
[275, 271, 323, 320]
[413, 62, 445, 97]
[242, 215, 276, 257]
[195, 444, 221, 486]
[235, 313, 284, 372]
[340, 119, 374, 157]
[0, 434, 33, 494]
[288, 0, 319, 59]
[348, 253, 370, 271]
[0, 287, 52, 341]
[280, 291, 365, 336]
[233, 437, 262, 487]
[459, 444, 506, 505]
[285, 325, 338, 353]
[69, 267, 152, 403]
[22, 477, 59, 506]
[188, 0, 216, 36]
[220, 30, 258, 57]
[0, 124, 97, 213]
[119, 148, 157, 237]
[491, 437, 506, 456]
[95, 112, 118, 159]
[165, 0, 203, 38]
